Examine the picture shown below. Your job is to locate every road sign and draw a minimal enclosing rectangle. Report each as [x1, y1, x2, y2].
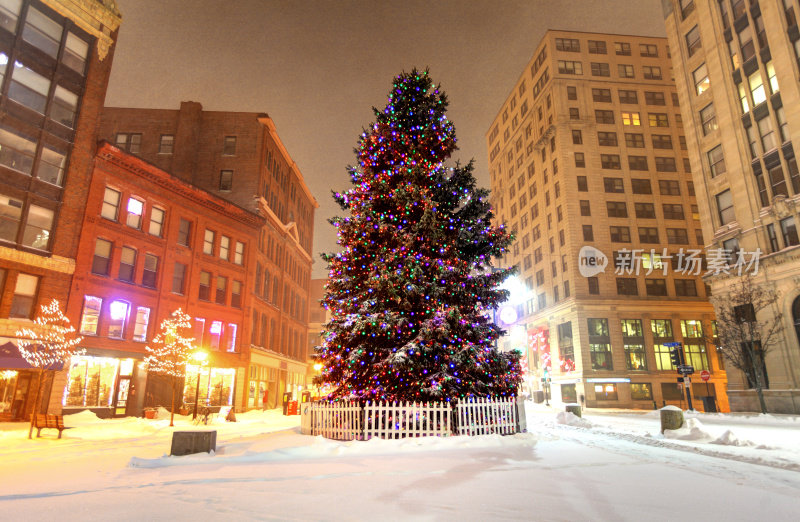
[684, 377, 691, 388]
[677, 364, 694, 375]
[664, 342, 682, 347]
[700, 370, 710, 382]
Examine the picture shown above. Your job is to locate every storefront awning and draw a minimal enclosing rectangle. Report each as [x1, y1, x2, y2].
[0, 339, 64, 371]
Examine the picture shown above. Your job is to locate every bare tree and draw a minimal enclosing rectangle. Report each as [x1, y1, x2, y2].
[711, 276, 783, 414]
[16, 299, 84, 439]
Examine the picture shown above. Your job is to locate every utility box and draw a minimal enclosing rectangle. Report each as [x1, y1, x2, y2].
[170, 430, 217, 456]
[282, 392, 293, 415]
[288, 401, 299, 415]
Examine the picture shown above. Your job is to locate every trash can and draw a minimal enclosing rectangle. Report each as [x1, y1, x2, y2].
[701, 396, 717, 413]
[533, 390, 544, 403]
[282, 392, 293, 415]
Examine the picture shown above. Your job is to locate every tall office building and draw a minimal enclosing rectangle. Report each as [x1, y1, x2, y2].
[487, 30, 725, 410]
[663, 0, 800, 413]
[0, 0, 121, 420]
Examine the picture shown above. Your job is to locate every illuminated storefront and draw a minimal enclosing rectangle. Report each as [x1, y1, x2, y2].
[183, 365, 236, 408]
[62, 355, 137, 417]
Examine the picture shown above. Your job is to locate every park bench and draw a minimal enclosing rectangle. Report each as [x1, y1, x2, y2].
[35, 414, 72, 439]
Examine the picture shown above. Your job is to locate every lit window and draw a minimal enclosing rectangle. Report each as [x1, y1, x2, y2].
[234, 241, 244, 265]
[101, 188, 121, 221]
[766, 61, 779, 93]
[194, 318, 206, 347]
[107, 300, 130, 339]
[149, 207, 165, 237]
[749, 72, 766, 106]
[203, 229, 215, 255]
[210, 320, 223, 350]
[79, 296, 103, 335]
[126, 198, 144, 229]
[133, 306, 151, 342]
[9, 61, 51, 113]
[10, 273, 38, 318]
[622, 112, 640, 126]
[63, 32, 89, 74]
[22, 204, 53, 250]
[0, 123, 36, 175]
[693, 63, 709, 95]
[226, 324, 238, 352]
[219, 235, 230, 260]
[22, 7, 62, 58]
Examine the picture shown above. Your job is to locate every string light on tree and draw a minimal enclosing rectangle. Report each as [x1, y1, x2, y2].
[315, 69, 522, 403]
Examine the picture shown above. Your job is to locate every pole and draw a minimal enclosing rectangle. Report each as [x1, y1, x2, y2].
[192, 368, 201, 420]
[684, 376, 694, 411]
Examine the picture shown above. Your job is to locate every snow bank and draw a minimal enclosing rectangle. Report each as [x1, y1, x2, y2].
[663, 418, 712, 441]
[555, 411, 593, 428]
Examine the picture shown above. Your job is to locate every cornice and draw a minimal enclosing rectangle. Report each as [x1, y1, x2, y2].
[41, 0, 122, 60]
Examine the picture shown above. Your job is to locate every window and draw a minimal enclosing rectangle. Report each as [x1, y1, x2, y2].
[223, 136, 237, 156]
[781, 216, 799, 246]
[618, 64, 634, 78]
[685, 25, 701, 57]
[178, 218, 192, 247]
[652, 135, 673, 149]
[662, 203, 685, 220]
[126, 198, 144, 229]
[567, 86, 577, 100]
[645, 278, 667, 296]
[738, 84, 750, 115]
[63, 31, 89, 74]
[219, 235, 230, 260]
[639, 227, 659, 243]
[142, 254, 158, 288]
[172, 262, 187, 294]
[767, 61, 779, 94]
[630, 204, 654, 221]
[707, 145, 725, 177]
[604, 177, 624, 192]
[133, 307, 151, 342]
[642, 66, 661, 80]
[767, 223, 780, 252]
[8, 62, 51, 113]
[580, 200, 591, 216]
[231, 280, 243, 308]
[199, 271, 211, 301]
[628, 156, 648, 171]
[757, 116, 777, 153]
[22, 7, 61, 57]
[159, 135, 175, 154]
[79, 296, 102, 335]
[10, 273, 38, 318]
[22, 204, 53, 250]
[601, 155, 621, 169]
[209, 320, 223, 350]
[216, 276, 227, 305]
[624, 133, 644, 148]
[631, 179, 651, 194]
[659, 180, 681, 196]
[598, 131, 617, 146]
[652, 319, 674, 370]
[640, 43, 658, 57]
[148, 207, 165, 237]
[203, 229, 215, 255]
[118, 246, 136, 282]
[101, 188, 121, 221]
[92, 239, 112, 275]
[51, 85, 78, 128]
[749, 72, 766, 107]
[588, 318, 612, 370]
[716, 189, 735, 225]
[607, 201, 627, 218]
[583, 224, 594, 241]
[588, 40, 607, 54]
[622, 319, 646, 370]
[577, 176, 588, 191]
[648, 113, 668, 127]
[595, 110, 614, 124]
[622, 112, 641, 126]
[667, 228, 689, 244]
[615, 42, 631, 55]
[591, 62, 610, 76]
[655, 157, 677, 172]
[592, 88, 612, 102]
[619, 90, 638, 104]
[675, 279, 697, 296]
[700, 104, 717, 135]
[556, 38, 580, 51]
[234, 241, 245, 265]
[107, 300, 130, 339]
[588, 277, 599, 294]
[115, 133, 142, 154]
[610, 226, 631, 242]
[574, 153, 585, 168]
[194, 317, 206, 348]
[558, 60, 582, 74]
[219, 170, 233, 191]
[617, 278, 638, 295]
[644, 92, 666, 105]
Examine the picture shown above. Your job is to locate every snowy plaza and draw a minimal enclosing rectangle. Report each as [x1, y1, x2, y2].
[1, 403, 799, 521]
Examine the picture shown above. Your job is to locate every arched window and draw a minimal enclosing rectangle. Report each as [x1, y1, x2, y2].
[793, 296, 800, 347]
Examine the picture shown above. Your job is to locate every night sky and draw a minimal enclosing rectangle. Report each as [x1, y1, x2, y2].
[105, 0, 666, 278]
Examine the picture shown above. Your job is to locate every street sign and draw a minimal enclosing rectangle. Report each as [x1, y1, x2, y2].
[677, 364, 694, 375]
[700, 370, 710, 382]
[684, 377, 691, 388]
[664, 342, 682, 347]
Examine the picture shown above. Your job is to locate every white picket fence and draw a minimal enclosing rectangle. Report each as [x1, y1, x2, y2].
[301, 396, 522, 440]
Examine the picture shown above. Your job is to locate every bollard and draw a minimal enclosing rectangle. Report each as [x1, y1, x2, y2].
[565, 403, 582, 418]
[659, 406, 684, 433]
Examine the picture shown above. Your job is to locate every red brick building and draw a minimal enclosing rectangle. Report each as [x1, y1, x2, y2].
[99, 102, 318, 410]
[0, 0, 121, 421]
[60, 142, 263, 417]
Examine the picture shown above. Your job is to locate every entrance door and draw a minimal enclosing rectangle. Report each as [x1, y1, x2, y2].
[114, 378, 131, 416]
[11, 373, 31, 420]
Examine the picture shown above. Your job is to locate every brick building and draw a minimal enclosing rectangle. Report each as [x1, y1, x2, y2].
[487, 30, 725, 410]
[98, 102, 318, 410]
[0, 0, 121, 421]
[662, 0, 800, 413]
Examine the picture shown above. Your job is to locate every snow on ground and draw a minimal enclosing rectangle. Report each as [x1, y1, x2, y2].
[1, 403, 799, 521]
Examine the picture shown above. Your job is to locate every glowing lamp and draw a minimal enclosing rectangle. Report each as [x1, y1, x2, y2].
[499, 306, 517, 325]
[109, 300, 128, 321]
[127, 198, 143, 216]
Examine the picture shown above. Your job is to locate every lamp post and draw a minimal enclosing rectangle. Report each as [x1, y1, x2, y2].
[191, 351, 208, 420]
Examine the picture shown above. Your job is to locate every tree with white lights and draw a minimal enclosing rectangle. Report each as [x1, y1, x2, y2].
[16, 299, 84, 439]
[145, 309, 195, 426]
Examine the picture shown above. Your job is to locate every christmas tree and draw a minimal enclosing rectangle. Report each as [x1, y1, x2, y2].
[316, 69, 521, 403]
[144, 308, 194, 426]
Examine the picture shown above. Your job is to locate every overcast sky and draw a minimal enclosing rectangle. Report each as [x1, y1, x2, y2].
[105, 0, 666, 278]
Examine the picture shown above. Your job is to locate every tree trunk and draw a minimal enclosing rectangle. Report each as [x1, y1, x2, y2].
[746, 338, 768, 414]
[170, 377, 175, 427]
[28, 368, 44, 440]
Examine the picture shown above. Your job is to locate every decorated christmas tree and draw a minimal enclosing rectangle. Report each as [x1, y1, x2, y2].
[144, 308, 194, 426]
[315, 69, 521, 403]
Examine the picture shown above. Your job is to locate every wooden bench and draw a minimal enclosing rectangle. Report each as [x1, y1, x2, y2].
[35, 414, 72, 439]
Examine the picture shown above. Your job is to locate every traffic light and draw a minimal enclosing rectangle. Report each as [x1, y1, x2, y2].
[669, 347, 684, 367]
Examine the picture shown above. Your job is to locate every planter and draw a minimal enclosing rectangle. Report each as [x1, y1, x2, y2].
[144, 409, 157, 419]
[179, 407, 189, 416]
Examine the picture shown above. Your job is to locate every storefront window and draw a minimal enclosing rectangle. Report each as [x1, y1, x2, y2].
[184, 366, 235, 407]
[63, 356, 119, 407]
[0, 370, 19, 415]
[594, 383, 618, 400]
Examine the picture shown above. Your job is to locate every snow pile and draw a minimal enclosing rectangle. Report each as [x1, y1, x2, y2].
[555, 411, 593, 428]
[663, 417, 713, 441]
[710, 429, 757, 447]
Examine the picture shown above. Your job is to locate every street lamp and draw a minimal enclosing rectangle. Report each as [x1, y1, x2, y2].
[191, 351, 208, 420]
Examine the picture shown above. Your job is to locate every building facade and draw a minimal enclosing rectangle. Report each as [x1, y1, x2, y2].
[663, 0, 800, 413]
[487, 30, 726, 410]
[98, 102, 318, 411]
[0, 0, 121, 421]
